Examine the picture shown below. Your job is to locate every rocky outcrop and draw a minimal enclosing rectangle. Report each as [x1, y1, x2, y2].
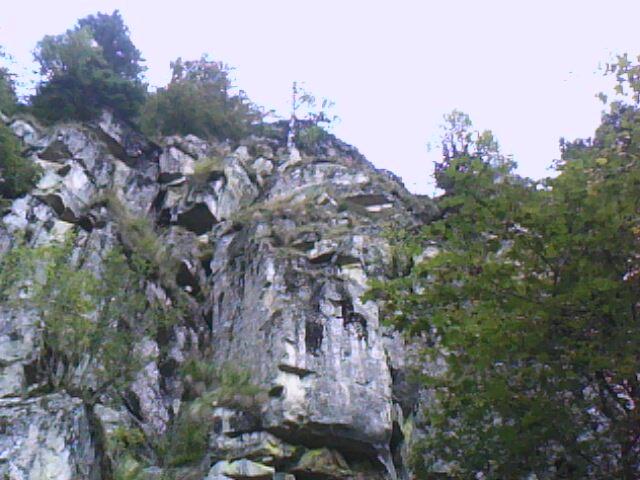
[0, 112, 433, 479]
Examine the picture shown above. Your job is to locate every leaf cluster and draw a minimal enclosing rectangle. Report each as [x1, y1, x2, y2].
[375, 109, 640, 478]
[0, 122, 41, 199]
[0, 48, 18, 115]
[30, 10, 146, 123]
[139, 56, 262, 142]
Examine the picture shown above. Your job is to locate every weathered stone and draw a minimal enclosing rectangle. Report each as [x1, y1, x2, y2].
[159, 146, 195, 182]
[252, 157, 273, 186]
[98, 110, 158, 164]
[209, 429, 298, 465]
[0, 307, 39, 397]
[0, 395, 98, 480]
[207, 459, 274, 479]
[33, 162, 97, 222]
[9, 119, 39, 146]
[290, 448, 353, 479]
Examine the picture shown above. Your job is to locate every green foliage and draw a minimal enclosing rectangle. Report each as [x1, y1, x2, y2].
[112, 456, 145, 480]
[161, 402, 210, 467]
[0, 123, 41, 199]
[0, 228, 180, 401]
[109, 426, 147, 458]
[0, 234, 38, 301]
[215, 364, 264, 411]
[294, 124, 329, 152]
[77, 11, 145, 81]
[155, 363, 265, 468]
[139, 56, 262, 142]
[35, 236, 153, 397]
[0, 48, 18, 115]
[373, 108, 640, 478]
[291, 82, 337, 127]
[31, 11, 146, 123]
[290, 83, 337, 152]
[0, 69, 16, 115]
[105, 194, 178, 285]
[180, 359, 264, 410]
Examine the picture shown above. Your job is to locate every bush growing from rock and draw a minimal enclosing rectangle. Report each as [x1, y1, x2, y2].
[139, 56, 262, 142]
[0, 231, 181, 402]
[0, 123, 41, 199]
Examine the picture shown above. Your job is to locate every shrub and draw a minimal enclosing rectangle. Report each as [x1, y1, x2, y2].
[294, 124, 328, 152]
[139, 56, 262, 142]
[0, 230, 178, 400]
[0, 123, 41, 198]
[163, 406, 210, 467]
[105, 194, 178, 280]
[35, 237, 153, 397]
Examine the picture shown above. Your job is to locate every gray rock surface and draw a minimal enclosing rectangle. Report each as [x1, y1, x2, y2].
[0, 395, 99, 480]
[0, 114, 433, 479]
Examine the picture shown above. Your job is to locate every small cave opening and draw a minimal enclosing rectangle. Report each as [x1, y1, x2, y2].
[305, 320, 324, 355]
[176, 203, 217, 235]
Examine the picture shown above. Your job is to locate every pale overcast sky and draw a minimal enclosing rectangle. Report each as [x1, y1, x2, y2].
[1, 1, 638, 194]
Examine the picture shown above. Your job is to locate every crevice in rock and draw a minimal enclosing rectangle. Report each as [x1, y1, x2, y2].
[85, 402, 113, 480]
[176, 203, 217, 235]
[389, 420, 406, 480]
[40, 140, 73, 162]
[269, 385, 284, 398]
[267, 424, 390, 478]
[176, 260, 201, 296]
[304, 320, 324, 355]
[341, 298, 368, 341]
[277, 364, 316, 378]
[122, 390, 143, 422]
[78, 215, 95, 232]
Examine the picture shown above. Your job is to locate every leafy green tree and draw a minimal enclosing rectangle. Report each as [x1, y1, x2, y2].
[0, 47, 18, 115]
[0, 48, 38, 199]
[31, 10, 146, 123]
[139, 55, 262, 142]
[77, 11, 145, 81]
[372, 105, 640, 477]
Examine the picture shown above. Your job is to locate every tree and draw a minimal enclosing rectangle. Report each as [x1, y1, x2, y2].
[0, 47, 18, 115]
[77, 11, 145, 81]
[30, 10, 146, 123]
[287, 81, 338, 153]
[139, 56, 262, 142]
[371, 104, 640, 477]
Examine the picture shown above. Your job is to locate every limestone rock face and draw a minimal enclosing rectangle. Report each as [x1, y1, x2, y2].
[0, 114, 433, 479]
[0, 395, 99, 480]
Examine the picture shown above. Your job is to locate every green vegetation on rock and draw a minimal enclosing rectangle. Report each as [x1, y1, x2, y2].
[0, 230, 180, 402]
[139, 56, 262, 142]
[0, 119, 41, 201]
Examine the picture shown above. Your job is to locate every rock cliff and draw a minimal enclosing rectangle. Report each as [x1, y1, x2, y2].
[0, 112, 433, 479]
